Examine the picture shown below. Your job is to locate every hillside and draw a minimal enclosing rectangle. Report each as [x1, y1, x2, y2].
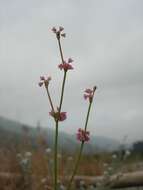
[0, 116, 120, 153]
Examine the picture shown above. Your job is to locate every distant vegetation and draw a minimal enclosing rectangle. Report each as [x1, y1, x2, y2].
[0, 116, 120, 154]
[0, 116, 143, 189]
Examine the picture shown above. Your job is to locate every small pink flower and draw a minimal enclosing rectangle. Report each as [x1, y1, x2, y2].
[40, 76, 45, 81]
[77, 128, 90, 142]
[68, 58, 74, 63]
[38, 76, 51, 87]
[84, 94, 93, 100]
[85, 89, 93, 94]
[51, 26, 66, 38]
[58, 63, 73, 71]
[59, 112, 67, 121]
[52, 27, 57, 33]
[59, 26, 64, 32]
[83, 86, 97, 101]
[58, 58, 74, 71]
[49, 110, 67, 122]
[38, 82, 43, 87]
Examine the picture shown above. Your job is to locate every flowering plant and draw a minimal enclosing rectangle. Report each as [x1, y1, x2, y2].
[39, 26, 97, 190]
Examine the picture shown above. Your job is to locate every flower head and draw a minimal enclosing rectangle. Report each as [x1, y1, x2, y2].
[51, 26, 66, 39]
[58, 58, 74, 72]
[38, 76, 51, 88]
[85, 89, 93, 94]
[68, 58, 74, 63]
[59, 112, 67, 121]
[83, 86, 97, 102]
[52, 27, 57, 33]
[59, 26, 64, 32]
[77, 128, 90, 142]
[49, 109, 67, 122]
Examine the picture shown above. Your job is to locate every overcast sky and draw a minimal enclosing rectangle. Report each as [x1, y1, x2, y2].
[0, 0, 143, 142]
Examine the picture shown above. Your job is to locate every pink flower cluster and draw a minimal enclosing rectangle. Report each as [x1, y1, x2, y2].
[77, 128, 90, 142]
[49, 110, 67, 122]
[84, 86, 97, 101]
[58, 58, 74, 72]
[52, 26, 66, 38]
[38, 76, 51, 87]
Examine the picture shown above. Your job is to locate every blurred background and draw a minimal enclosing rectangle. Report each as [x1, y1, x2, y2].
[0, 1, 143, 189]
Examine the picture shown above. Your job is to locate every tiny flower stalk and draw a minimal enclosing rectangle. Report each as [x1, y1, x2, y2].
[45, 86, 55, 112]
[66, 86, 97, 190]
[39, 76, 54, 112]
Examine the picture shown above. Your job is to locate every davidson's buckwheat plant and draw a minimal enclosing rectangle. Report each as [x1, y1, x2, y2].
[39, 26, 97, 190]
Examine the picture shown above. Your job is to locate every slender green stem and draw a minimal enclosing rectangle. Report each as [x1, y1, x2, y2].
[54, 121, 58, 190]
[58, 39, 64, 63]
[45, 86, 54, 111]
[54, 36, 67, 190]
[44, 85, 55, 186]
[66, 100, 94, 190]
[66, 142, 84, 190]
[84, 101, 92, 131]
[59, 71, 67, 112]
[57, 37, 67, 113]
[54, 72, 66, 190]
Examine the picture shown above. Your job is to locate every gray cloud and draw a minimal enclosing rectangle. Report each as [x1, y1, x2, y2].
[0, 0, 143, 142]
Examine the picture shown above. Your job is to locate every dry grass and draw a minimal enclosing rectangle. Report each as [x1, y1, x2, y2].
[0, 132, 142, 189]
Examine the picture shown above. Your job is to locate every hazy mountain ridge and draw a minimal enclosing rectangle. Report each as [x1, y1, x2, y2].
[0, 116, 120, 153]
